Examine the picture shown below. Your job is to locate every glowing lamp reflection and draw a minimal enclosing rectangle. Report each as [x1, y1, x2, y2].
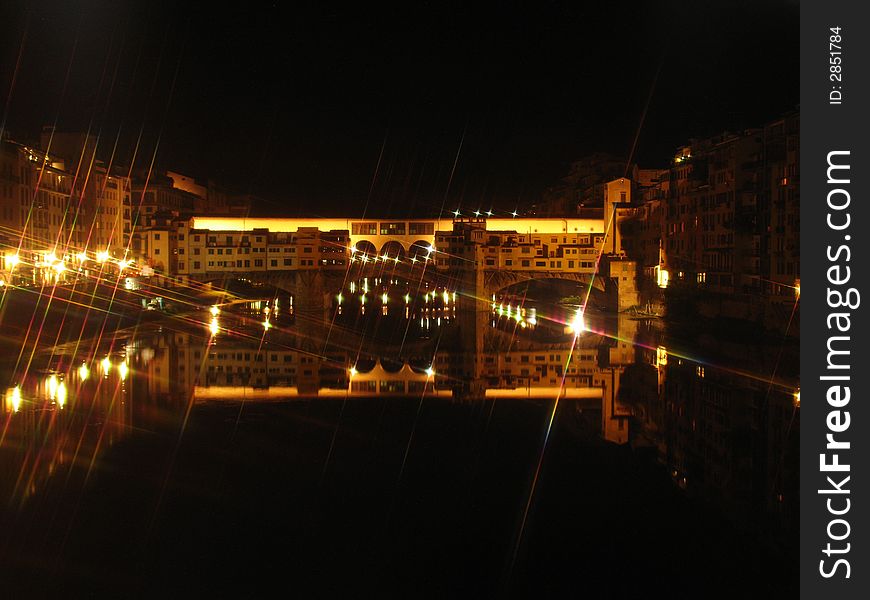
[568, 308, 585, 336]
[11, 385, 22, 412]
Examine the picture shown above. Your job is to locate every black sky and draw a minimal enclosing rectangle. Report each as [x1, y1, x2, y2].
[0, 1, 799, 216]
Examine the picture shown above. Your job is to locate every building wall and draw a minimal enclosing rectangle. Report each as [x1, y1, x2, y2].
[620, 110, 800, 310]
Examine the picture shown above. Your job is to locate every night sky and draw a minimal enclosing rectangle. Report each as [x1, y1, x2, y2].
[0, 1, 798, 216]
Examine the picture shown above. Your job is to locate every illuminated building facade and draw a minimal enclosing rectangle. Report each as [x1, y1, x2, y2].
[0, 136, 131, 283]
[616, 110, 800, 330]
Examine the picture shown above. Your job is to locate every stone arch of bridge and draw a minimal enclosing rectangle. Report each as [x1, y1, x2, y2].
[408, 240, 432, 261]
[350, 358, 436, 381]
[484, 272, 607, 297]
[354, 240, 378, 257]
[379, 241, 406, 260]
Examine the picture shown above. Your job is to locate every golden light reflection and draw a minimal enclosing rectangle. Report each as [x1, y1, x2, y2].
[568, 308, 585, 336]
[209, 317, 220, 336]
[656, 346, 668, 367]
[48, 374, 59, 399]
[656, 266, 669, 289]
[119, 362, 129, 381]
[9, 385, 22, 412]
[101, 356, 111, 375]
[79, 362, 90, 381]
[57, 381, 67, 408]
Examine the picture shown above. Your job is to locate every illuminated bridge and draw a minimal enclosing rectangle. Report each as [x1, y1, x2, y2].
[190, 216, 610, 256]
[134, 214, 639, 311]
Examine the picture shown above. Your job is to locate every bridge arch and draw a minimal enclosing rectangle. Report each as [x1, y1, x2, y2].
[379, 241, 406, 261]
[408, 358, 434, 374]
[353, 357, 378, 374]
[354, 240, 377, 258]
[408, 240, 432, 261]
[379, 357, 405, 373]
[485, 272, 607, 298]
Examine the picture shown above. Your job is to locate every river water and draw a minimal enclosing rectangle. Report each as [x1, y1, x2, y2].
[0, 281, 799, 596]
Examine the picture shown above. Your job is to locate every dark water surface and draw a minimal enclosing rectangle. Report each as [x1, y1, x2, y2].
[0, 298, 799, 597]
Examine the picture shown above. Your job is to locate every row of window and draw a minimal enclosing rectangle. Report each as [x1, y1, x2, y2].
[350, 222, 436, 236]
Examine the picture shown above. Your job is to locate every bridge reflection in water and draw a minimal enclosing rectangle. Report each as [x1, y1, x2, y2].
[3, 305, 798, 519]
[0, 295, 799, 596]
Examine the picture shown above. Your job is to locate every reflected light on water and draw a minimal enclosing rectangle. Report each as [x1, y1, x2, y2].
[568, 308, 585, 336]
[119, 362, 129, 381]
[57, 381, 67, 408]
[79, 362, 90, 381]
[101, 356, 111, 375]
[48, 374, 59, 399]
[656, 346, 668, 368]
[209, 317, 220, 336]
[7, 385, 22, 412]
